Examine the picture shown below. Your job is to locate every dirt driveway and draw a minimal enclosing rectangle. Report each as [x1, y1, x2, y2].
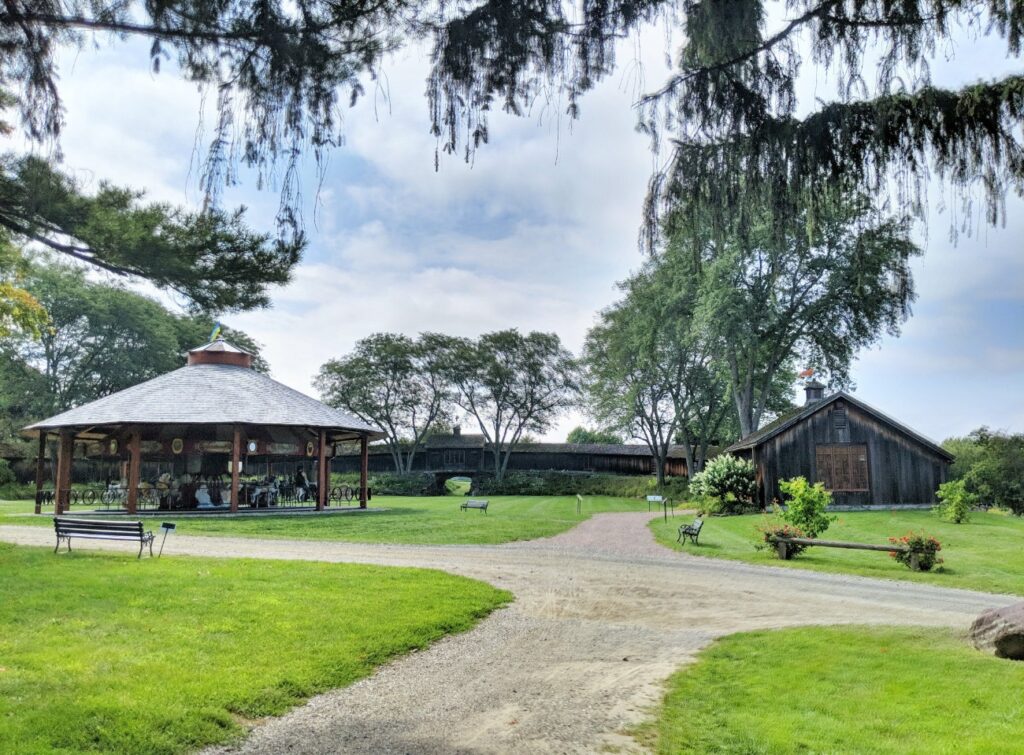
[1, 513, 1015, 754]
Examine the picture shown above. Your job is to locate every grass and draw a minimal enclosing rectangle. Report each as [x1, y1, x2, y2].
[0, 495, 647, 545]
[651, 509, 1024, 596]
[0, 542, 509, 753]
[636, 625, 1024, 754]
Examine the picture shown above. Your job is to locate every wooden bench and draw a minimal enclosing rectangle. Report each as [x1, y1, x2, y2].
[460, 499, 489, 514]
[54, 517, 155, 558]
[677, 518, 703, 545]
[773, 536, 915, 566]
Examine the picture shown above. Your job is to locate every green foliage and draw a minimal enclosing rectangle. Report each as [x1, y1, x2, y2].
[0, 156, 302, 311]
[466, 472, 689, 500]
[777, 476, 834, 538]
[889, 532, 944, 572]
[689, 454, 757, 514]
[433, 330, 580, 482]
[642, 626, 1024, 754]
[0, 261, 266, 447]
[942, 427, 1024, 514]
[0, 460, 14, 486]
[934, 479, 976, 524]
[0, 233, 47, 339]
[6, 1, 1023, 248]
[317, 333, 451, 473]
[0, 543, 508, 752]
[566, 426, 623, 445]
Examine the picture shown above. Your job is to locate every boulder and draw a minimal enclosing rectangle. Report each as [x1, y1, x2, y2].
[970, 602, 1024, 660]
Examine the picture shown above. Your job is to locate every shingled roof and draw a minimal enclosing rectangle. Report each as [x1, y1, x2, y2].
[25, 341, 383, 440]
[725, 391, 953, 461]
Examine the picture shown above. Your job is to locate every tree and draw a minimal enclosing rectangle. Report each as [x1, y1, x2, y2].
[948, 427, 1024, 514]
[0, 156, 302, 313]
[685, 194, 920, 437]
[566, 426, 623, 445]
[436, 330, 579, 482]
[1, 260, 267, 419]
[8, 2, 1023, 242]
[0, 231, 47, 339]
[315, 333, 451, 473]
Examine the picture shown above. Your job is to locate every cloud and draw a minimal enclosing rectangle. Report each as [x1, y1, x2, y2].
[16, 19, 1024, 444]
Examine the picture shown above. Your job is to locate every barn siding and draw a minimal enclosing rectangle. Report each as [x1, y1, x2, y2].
[756, 400, 948, 507]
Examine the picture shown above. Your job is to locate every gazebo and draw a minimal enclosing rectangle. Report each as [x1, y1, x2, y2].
[24, 339, 384, 515]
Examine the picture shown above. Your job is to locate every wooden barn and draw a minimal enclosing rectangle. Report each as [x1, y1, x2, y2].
[726, 381, 953, 508]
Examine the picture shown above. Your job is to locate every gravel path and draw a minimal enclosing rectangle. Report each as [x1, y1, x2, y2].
[1, 514, 1016, 754]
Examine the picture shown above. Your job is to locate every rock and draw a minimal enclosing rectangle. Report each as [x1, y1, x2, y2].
[970, 602, 1024, 660]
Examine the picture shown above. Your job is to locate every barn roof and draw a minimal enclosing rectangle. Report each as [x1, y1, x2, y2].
[24, 346, 383, 440]
[725, 391, 953, 461]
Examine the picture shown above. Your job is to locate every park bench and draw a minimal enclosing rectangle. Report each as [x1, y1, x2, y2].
[460, 499, 489, 514]
[772, 537, 917, 567]
[54, 517, 155, 558]
[677, 518, 703, 545]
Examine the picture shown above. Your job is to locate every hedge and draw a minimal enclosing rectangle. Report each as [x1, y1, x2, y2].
[471, 471, 689, 499]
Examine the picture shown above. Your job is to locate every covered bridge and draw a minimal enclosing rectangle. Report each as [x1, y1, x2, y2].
[726, 381, 953, 508]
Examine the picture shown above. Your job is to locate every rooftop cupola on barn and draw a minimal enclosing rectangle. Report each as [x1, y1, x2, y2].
[804, 379, 826, 405]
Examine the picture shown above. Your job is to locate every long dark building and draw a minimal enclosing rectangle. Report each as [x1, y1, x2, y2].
[333, 426, 691, 477]
[726, 381, 953, 507]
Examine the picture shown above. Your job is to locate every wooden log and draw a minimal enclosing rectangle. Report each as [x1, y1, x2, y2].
[775, 537, 908, 553]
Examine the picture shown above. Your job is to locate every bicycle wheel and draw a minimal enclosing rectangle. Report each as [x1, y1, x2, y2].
[342, 486, 353, 502]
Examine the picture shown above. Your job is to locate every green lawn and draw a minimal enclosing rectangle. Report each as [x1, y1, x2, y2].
[651, 509, 1024, 595]
[0, 543, 510, 753]
[637, 625, 1024, 754]
[0, 495, 646, 545]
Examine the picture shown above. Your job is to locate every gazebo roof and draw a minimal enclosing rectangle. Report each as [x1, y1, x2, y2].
[25, 340, 383, 440]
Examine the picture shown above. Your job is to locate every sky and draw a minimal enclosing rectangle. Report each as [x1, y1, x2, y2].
[22, 11, 1024, 444]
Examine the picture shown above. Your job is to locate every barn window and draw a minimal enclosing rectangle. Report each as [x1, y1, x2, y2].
[815, 444, 869, 492]
[443, 450, 466, 466]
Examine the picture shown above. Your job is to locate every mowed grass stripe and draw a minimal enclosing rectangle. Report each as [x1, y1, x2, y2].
[1, 495, 648, 545]
[640, 626, 1024, 754]
[0, 543, 510, 753]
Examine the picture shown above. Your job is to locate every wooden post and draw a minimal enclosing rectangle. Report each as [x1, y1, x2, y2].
[316, 430, 328, 511]
[126, 432, 141, 514]
[55, 430, 74, 516]
[230, 426, 241, 513]
[359, 435, 368, 509]
[34, 433, 46, 515]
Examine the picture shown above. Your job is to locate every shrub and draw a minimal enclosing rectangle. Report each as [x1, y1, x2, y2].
[889, 532, 943, 571]
[329, 471, 439, 496]
[0, 459, 14, 487]
[934, 479, 976, 524]
[757, 522, 808, 558]
[777, 476, 835, 538]
[471, 471, 689, 499]
[690, 454, 757, 514]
